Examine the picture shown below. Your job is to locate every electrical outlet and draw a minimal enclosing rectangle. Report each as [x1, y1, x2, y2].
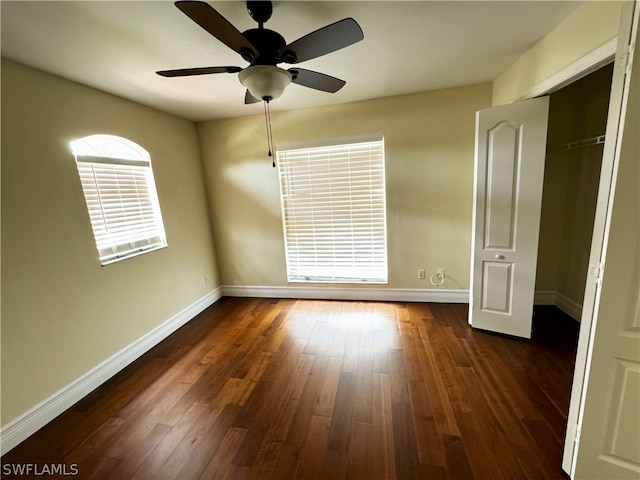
[418, 269, 426, 280]
[204, 275, 211, 285]
[437, 268, 445, 277]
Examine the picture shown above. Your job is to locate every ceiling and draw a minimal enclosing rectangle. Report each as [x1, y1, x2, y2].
[1, 1, 581, 122]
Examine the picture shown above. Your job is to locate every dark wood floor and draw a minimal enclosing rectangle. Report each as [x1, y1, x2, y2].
[2, 298, 579, 479]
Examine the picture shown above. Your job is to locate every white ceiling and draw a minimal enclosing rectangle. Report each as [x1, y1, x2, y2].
[1, 1, 581, 122]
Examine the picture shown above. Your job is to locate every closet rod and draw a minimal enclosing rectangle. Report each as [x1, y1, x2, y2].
[549, 134, 606, 152]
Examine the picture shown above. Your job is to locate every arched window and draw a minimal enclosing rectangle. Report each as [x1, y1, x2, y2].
[71, 134, 167, 265]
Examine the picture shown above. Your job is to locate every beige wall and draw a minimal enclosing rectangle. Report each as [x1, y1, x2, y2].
[536, 155, 570, 293]
[1, 60, 219, 424]
[198, 84, 492, 291]
[493, 1, 626, 106]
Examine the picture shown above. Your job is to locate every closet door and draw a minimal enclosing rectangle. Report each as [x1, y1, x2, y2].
[565, 3, 639, 478]
[468, 96, 549, 339]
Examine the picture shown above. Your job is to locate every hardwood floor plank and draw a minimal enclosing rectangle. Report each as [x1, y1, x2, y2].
[318, 449, 349, 480]
[61, 417, 125, 476]
[406, 380, 446, 467]
[442, 434, 475, 480]
[388, 348, 410, 406]
[2, 299, 579, 480]
[197, 427, 247, 480]
[428, 329, 473, 416]
[105, 382, 193, 461]
[271, 445, 303, 479]
[371, 372, 397, 480]
[415, 323, 461, 436]
[453, 410, 506, 479]
[521, 417, 568, 478]
[372, 310, 395, 374]
[346, 421, 374, 480]
[218, 351, 272, 407]
[232, 355, 308, 465]
[104, 423, 172, 480]
[301, 316, 328, 356]
[352, 353, 373, 424]
[313, 356, 344, 418]
[391, 402, 421, 480]
[326, 372, 357, 452]
[171, 404, 240, 480]
[341, 324, 362, 375]
[222, 463, 251, 480]
[295, 414, 332, 480]
[128, 402, 212, 479]
[86, 456, 123, 480]
[246, 441, 281, 479]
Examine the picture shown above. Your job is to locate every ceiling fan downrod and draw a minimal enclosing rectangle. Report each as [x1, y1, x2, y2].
[247, 1, 272, 27]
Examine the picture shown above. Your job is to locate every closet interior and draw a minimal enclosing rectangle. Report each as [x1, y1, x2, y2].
[536, 63, 614, 321]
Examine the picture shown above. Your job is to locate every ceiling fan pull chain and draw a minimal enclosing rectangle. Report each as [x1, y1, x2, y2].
[263, 100, 272, 162]
[264, 99, 276, 167]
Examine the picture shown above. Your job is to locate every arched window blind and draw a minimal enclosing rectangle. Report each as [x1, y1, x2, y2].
[277, 138, 388, 283]
[70, 134, 167, 265]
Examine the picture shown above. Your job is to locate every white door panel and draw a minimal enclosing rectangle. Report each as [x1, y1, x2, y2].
[484, 122, 520, 250]
[469, 97, 549, 339]
[481, 261, 513, 314]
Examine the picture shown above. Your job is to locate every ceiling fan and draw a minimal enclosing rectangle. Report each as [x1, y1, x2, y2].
[157, 0, 364, 104]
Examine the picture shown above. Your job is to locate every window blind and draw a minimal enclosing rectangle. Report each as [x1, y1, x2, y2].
[75, 155, 166, 265]
[277, 139, 387, 283]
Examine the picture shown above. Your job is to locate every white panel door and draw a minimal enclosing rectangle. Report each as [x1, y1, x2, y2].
[567, 3, 640, 478]
[469, 97, 549, 338]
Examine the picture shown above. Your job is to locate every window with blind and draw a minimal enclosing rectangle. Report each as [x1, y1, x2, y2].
[277, 137, 387, 283]
[70, 134, 167, 265]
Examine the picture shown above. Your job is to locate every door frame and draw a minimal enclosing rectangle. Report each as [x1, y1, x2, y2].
[514, 38, 617, 104]
[513, 5, 635, 478]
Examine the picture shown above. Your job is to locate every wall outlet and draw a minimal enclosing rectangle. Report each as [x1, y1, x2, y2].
[204, 275, 211, 285]
[418, 269, 426, 280]
[437, 268, 445, 277]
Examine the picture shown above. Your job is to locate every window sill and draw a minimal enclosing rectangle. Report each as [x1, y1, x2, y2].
[100, 244, 167, 266]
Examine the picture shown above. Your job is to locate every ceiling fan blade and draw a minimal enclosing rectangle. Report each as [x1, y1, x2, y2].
[175, 1, 258, 59]
[157, 66, 242, 77]
[289, 68, 346, 93]
[244, 90, 261, 104]
[280, 18, 363, 64]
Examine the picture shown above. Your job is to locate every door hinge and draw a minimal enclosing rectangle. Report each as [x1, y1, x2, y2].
[566, 422, 581, 444]
[591, 262, 604, 285]
[625, 42, 635, 76]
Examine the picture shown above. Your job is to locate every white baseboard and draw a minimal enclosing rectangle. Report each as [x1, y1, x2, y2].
[555, 292, 583, 322]
[222, 285, 470, 303]
[0, 288, 223, 455]
[535, 290, 582, 322]
[534, 290, 557, 305]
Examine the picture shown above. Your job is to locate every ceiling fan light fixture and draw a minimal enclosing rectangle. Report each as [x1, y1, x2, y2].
[239, 65, 292, 101]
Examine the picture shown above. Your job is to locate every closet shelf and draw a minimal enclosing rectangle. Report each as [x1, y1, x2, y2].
[548, 134, 606, 152]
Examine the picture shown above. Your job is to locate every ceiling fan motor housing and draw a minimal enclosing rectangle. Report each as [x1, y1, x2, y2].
[242, 28, 287, 66]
